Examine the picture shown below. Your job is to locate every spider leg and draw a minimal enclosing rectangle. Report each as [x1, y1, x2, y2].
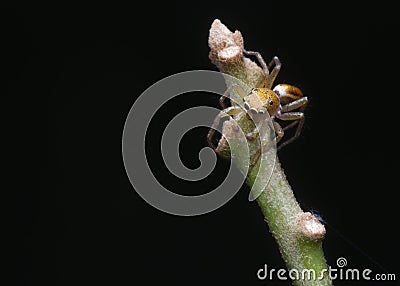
[282, 121, 298, 132]
[265, 56, 281, 89]
[273, 120, 285, 144]
[207, 106, 242, 150]
[275, 111, 305, 151]
[280, 97, 308, 112]
[219, 86, 233, 109]
[242, 49, 270, 88]
[221, 82, 250, 109]
[250, 121, 283, 168]
[274, 97, 308, 149]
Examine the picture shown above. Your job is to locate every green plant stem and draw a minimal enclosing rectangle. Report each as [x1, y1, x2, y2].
[208, 19, 333, 286]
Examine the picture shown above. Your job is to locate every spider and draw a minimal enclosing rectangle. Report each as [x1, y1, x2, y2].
[207, 48, 308, 167]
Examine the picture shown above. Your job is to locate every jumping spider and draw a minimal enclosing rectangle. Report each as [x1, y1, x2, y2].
[207, 49, 308, 167]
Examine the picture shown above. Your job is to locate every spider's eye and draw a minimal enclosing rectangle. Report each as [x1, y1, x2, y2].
[269, 100, 274, 106]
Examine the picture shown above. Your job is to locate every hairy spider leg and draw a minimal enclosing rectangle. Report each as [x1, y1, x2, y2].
[276, 97, 308, 150]
[207, 106, 242, 150]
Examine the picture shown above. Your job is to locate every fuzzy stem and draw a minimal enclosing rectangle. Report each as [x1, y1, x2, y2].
[208, 19, 333, 286]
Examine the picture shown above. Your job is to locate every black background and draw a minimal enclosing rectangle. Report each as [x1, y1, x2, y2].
[14, 1, 399, 285]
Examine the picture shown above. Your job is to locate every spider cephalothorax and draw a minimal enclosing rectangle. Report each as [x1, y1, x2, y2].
[207, 48, 308, 167]
[243, 88, 280, 115]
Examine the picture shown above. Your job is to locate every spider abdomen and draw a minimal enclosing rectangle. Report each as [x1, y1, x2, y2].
[273, 84, 303, 104]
